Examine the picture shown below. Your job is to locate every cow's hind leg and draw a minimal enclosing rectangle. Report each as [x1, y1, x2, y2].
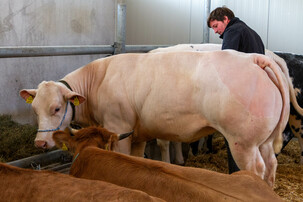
[259, 141, 277, 187]
[228, 139, 266, 181]
[224, 138, 240, 174]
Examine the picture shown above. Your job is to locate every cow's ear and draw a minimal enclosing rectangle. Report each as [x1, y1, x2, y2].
[64, 92, 86, 106]
[19, 89, 37, 104]
[52, 129, 73, 151]
[96, 127, 119, 150]
[107, 134, 119, 151]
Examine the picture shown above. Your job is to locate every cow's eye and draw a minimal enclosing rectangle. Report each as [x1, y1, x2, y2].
[55, 108, 60, 113]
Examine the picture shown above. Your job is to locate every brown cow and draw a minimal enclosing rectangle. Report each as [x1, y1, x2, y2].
[0, 163, 164, 202]
[53, 126, 283, 202]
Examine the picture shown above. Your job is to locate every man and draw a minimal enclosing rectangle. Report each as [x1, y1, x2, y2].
[207, 6, 264, 54]
[206, 6, 265, 173]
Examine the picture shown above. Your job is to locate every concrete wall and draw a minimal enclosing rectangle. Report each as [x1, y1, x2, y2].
[0, 0, 116, 124]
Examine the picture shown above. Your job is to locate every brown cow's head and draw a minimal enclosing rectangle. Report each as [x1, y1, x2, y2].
[53, 126, 132, 154]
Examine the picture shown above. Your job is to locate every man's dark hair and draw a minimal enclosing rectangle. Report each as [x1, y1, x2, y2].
[207, 6, 235, 27]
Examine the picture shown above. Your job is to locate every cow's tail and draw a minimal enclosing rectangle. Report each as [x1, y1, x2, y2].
[265, 50, 303, 116]
[254, 55, 290, 154]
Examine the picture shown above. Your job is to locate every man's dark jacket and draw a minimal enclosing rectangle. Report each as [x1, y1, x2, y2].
[220, 17, 265, 54]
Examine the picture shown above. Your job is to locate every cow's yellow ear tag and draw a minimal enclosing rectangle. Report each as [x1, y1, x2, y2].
[61, 143, 68, 151]
[105, 144, 109, 151]
[26, 96, 33, 104]
[73, 97, 80, 106]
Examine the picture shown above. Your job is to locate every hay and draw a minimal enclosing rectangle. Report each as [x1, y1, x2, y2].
[0, 115, 44, 162]
[275, 140, 303, 201]
[185, 133, 303, 202]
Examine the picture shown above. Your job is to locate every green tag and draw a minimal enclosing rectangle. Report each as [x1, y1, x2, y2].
[61, 143, 68, 151]
[74, 97, 80, 106]
[26, 96, 33, 104]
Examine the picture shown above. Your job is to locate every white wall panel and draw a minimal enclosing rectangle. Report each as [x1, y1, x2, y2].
[267, 0, 303, 54]
[125, 0, 204, 45]
[189, 0, 205, 43]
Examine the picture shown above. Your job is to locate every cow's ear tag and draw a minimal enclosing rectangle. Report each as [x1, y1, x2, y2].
[105, 143, 109, 151]
[26, 96, 33, 104]
[73, 97, 80, 106]
[61, 143, 68, 151]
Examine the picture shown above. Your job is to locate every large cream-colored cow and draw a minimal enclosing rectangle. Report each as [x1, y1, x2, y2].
[151, 44, 303, 166]
[20, 50, 290, 187]
[149, 43, 222, 53]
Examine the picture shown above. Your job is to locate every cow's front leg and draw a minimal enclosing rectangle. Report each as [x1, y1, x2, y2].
[117, 137, 132, 155]
[131, 141, 146, 157]
[156, 139, 171, 163]
[172, 142, 184, 165]
[103, 122, 132, 155]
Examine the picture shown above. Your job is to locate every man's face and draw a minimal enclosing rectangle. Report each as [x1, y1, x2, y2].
[209, 16, 230, 35]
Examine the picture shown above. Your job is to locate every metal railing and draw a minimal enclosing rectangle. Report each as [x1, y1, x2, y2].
[0, 44, 168, 58]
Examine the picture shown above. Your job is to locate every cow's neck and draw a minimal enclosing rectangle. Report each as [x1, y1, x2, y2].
[58, 80, 76, 121]
[62, 63, 104, 127]
[71, 152, 80, 166]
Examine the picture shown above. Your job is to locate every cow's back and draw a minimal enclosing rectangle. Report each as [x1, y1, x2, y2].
[70, 147, 282, 202]
[0, 163, 163, 202]
[150, 43, 221, 53]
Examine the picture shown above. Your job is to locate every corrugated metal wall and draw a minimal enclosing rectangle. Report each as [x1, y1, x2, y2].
[267, 0, 303, 54]
[125, 0, 303, 55]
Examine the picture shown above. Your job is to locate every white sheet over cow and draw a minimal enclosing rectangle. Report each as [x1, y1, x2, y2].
[20, 50, 289, 187]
